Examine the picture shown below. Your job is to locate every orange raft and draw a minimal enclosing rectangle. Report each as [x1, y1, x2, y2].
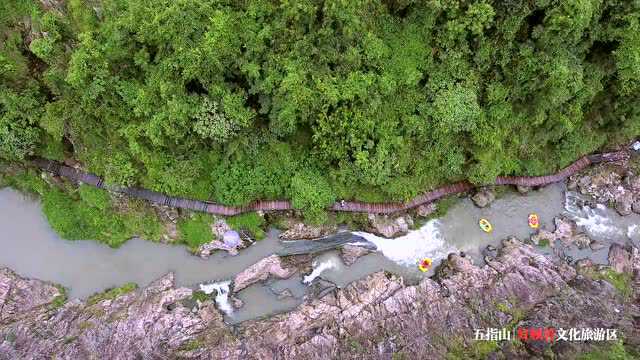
[528, 213, 540, 229]
[418, 258, 433, 272]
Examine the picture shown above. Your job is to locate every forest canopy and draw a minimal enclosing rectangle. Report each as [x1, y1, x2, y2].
[1, 0, 639, 222]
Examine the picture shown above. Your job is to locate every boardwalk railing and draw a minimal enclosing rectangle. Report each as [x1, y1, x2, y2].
[32, 150, 629, 216]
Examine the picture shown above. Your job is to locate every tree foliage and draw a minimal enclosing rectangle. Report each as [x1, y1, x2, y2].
[1, 0, 639, 218]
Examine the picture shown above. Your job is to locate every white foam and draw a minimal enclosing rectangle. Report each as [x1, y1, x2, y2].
[564, 193, 623, 238]
[628, 224, 639, 239]
[354, 220, 455, 266]
[200, 281, 233, 315]
[303, 258, 338, 284]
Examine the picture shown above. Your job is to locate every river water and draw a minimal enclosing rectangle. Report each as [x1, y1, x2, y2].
[1, 184, 638, 323]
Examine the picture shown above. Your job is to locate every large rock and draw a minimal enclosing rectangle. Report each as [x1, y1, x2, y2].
[0, 270, 239, 359]
[571, 160, 640, 215]
[416, 203, 437, 218]
[367, 214, 413, 238]
[279, 223, 333, 240]
[223, 230, 241, 248]
[614, 192, 634, 216]
[340, 245, 371, 266]
[608, 244, 634, 273]
[233, 255, 297, 292]
[471, 188, 496, 208]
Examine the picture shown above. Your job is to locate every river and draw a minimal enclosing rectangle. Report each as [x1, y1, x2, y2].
[1, 184, 638, 323]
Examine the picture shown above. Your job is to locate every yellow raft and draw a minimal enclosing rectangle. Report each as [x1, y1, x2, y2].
[479, 218, 493, 233]
[418, 258, 433, 272]
[528, 213, 540, 229]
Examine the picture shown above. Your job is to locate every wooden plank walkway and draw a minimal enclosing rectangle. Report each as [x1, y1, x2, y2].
[32, 150, 629, 216]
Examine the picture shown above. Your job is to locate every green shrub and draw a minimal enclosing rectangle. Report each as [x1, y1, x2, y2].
[40, 184, 162, 247]
[578, 340, 637, 360]
[50, 284, 68, 309]
[595, 269, 633, 299]
[178, 213, 213, 249]
[227, 212, 266, 240]
[290, 170, 336, 224]
[87, 283, 138, 305]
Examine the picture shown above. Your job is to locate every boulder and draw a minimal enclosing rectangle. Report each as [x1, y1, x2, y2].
[572, 233, 591, 250]
[608, 244, 633, 273]
[633, 199, 640, 214]
[416, 203, 437, 218]
[197, 241, 239, 258]
[614, 192, 634, 216]
[233, 255, 297, 292]
[276, 289, 294, 300]
[623, 174, 640, 192]
[471, 188, 495, 208]
[340, 244, 371, 266]
[211, 219, 232, 239]
[222, 230, 241, 248]
[531, 230, 555, 246]
[516, 185, 532, 194]
[279, 223, 332, 240]
[589, 240, 606, 251]
[367, 214, 413, 238]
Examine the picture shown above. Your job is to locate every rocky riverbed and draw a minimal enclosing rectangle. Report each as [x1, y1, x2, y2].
[0, 236, 638, 359]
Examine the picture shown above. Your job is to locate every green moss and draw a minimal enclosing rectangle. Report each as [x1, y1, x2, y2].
[333, 212, 369, 229]
[629, 155, 640, 174]
[63, 336, 78, 344]
[538, 239, 550, 247]
[594, 269, 633, 299]
[227, 212, 266, 240]
[445, 336, 499, 360]
[87, 283, 138, 306]
[179, 339, 204, 352]
[3, 169, 47, 195]
[578, 340, 637, 360]
[50, 285, 68, 310]
[426, 196, 460, 220]
[78, 321, 94, 331]
[178, 213, 214, 248]
[191, 290, 210, 302]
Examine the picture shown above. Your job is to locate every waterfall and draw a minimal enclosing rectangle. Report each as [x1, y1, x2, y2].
[200, 281, 233, 315]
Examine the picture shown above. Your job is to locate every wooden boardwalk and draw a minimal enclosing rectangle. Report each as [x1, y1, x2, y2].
[32, 150, 629, 216]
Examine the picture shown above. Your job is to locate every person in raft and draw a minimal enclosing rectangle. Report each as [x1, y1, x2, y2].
[479, 218, 493, 233]
[418, 258, 432, 272]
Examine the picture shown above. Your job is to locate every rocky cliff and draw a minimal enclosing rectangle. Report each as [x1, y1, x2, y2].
[1, 236, 638, 359]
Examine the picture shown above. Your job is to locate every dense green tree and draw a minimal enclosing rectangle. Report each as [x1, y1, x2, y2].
[0, 0, 639, 221]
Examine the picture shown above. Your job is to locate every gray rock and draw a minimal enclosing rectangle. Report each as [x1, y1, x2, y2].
[279, 223, 333, 240]
[367, 214, 413, 238]
[589, 240, 606, 251]
[223, 230, 241, 248]
[633, 199, 640, 214]
[276, 289, 294, 300]
[340, 244, 370, 266]
[572, 233, 592, 250]
[608, 244, 634, 273]
[471, 189, 496, 208]
[416, 203, 437, 217]
[233, 255, 297, 292]
[516, 185, 532, 194]
[615, 192, 634, 216]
